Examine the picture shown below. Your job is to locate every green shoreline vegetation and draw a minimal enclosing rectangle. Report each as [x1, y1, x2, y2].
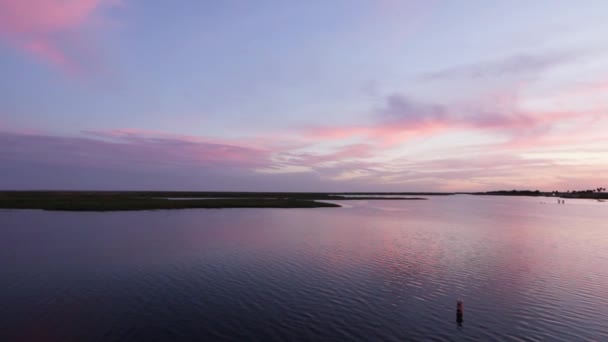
[0, 191, 428, 211]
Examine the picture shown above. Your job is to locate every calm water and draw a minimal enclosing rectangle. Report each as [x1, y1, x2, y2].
[1, 195, 607, 341]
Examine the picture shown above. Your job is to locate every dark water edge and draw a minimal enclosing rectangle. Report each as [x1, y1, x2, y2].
[1, 196, 607, 341]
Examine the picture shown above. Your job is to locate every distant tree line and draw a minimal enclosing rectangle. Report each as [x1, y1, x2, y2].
[483, 190, 541, 196]
[564, 188, 606, 193]
[480, 188, 607, 199]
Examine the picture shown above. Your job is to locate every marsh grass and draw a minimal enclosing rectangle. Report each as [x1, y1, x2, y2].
[0, 191, 429, 211]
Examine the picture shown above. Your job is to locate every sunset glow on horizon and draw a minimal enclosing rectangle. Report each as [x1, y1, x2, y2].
[1, 0, 607, 191]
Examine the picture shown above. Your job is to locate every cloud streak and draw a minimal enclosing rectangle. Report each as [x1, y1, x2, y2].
[0, 130, 271, 171]
[419, 50, 582, 81]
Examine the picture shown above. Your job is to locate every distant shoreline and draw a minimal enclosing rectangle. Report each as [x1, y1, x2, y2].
[1, 190, 604, 212]
[476, 190, 608, 200]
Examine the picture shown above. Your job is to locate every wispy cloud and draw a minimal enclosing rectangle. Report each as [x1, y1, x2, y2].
[264, 143, 376, 173]
[420, 50, 582, 81]
[0, 0, 121, 71]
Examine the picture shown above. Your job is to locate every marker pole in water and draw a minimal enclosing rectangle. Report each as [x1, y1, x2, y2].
[456, 300, 464, 323]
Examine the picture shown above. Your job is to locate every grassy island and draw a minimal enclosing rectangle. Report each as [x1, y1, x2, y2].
[0, 191, 427, 211]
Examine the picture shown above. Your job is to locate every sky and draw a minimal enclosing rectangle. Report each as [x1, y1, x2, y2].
[1, 0, 607, 191]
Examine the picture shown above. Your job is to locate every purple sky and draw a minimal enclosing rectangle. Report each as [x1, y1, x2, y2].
[1, 0, 607, 191]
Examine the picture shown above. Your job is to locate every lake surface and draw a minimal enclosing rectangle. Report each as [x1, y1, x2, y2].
[1, 195, 607, 341]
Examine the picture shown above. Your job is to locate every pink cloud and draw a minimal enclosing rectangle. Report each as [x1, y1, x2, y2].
[0, 0, 99, 33]
[302, 126, 375, 140]
[298, 77, 603, 148]
[293, 104, 458, 146]
[297, 96, 456, 146]
[0, 130, 271, 171]
[22, 39, 70, 66]
[82, 128, 284, 155]
[0, 0, 120, 70]
[501, 116, 608, 149]
[2, 125, 606, 191]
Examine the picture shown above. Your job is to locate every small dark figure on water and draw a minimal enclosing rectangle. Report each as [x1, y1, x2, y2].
[456, 300, 464, 324]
